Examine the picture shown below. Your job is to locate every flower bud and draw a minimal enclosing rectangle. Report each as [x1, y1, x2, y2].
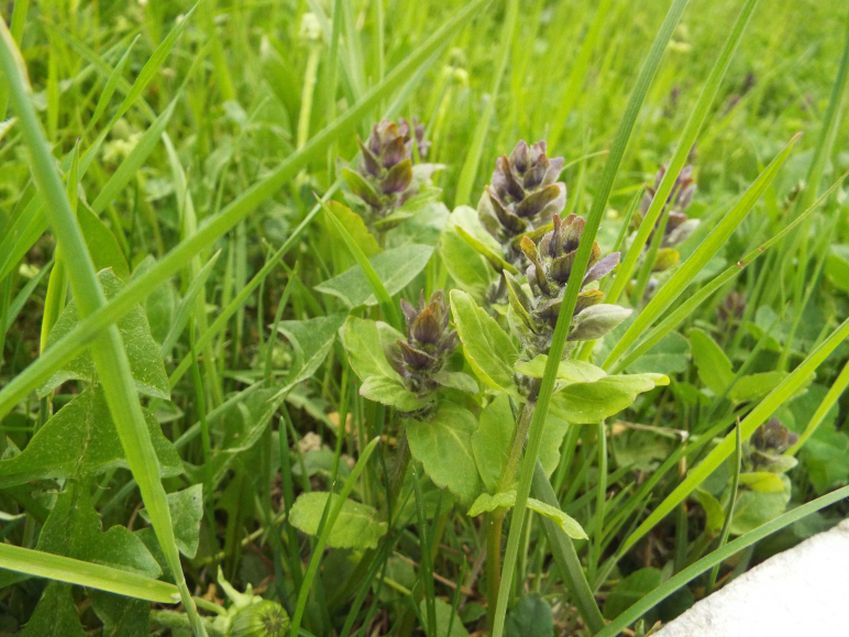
[481, 140, 566, 247]
[229, 600, 290, 637]
[390, 291, 458, 393]
[635, 164, 699, 248]
[345, 118, 430, 218]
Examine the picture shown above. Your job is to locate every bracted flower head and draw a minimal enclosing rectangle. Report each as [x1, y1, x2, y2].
[345, 118, 430, 217]
[636, 164, 698, 248]
[507, 213, 629, 351]
[752, 418, 798, 455]
[389, 291, 458, 393]
[749, 418, 798, 473]
[481, 140, 566, 246]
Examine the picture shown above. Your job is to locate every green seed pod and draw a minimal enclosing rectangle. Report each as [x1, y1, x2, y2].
[229, 599, 290, 637]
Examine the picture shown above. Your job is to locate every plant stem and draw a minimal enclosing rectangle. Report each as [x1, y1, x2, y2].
[485, 509, 505, 627]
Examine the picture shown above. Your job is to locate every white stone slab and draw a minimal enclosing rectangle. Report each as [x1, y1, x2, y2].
[655, 518, 849, 637]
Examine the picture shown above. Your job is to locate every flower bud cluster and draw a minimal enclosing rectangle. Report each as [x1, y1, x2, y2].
[345, 119, 430, 218]
[480, 140, 566, 259]
[389, 291, 458, 394]
[506, 212, 629, 353]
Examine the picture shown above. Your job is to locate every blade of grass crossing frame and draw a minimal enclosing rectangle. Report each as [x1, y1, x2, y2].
[321, 201, 403, 329]
[609, 175, 847, 373]
[597, 484, 849, 637]
[0, 0, 489, 420]
[0, 21, 207, 636]
[603, 135, 799, 370]
[0, 544, 180, 604]
[490, 1, 691, 634]
[605, 0, 760, 306]
[531, 462, 604, 632]
[621, 317, 849, 555]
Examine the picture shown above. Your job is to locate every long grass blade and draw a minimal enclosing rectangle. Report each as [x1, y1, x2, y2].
[605, 0, 760, 306]
[0, 20, 207, 635]
[490, 1, 691, 634]
[0, 544, 180, 604]
[621, 317, 849, 555]
[597, 484, 849, 637]
[603, 134, 799, 370]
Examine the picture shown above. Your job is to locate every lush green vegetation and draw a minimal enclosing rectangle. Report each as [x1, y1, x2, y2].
[1, 1, 848, 635]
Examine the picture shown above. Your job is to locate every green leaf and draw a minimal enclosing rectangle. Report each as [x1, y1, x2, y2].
[339, 317, 425, 410]
[515, 355, 607, 385]
[432, 370, 479, 394]
[315, 243, 433, 308]
[21, 583, 85, 637]
[39, 269, 169, 399]
[406, 402, 482, 503]
[472, 396, 514, 493]
[439, 206, 495, 297]
[325, 199, 380, 256]
[551, 373, 669, 424]
[730, 489, 790, 535]
[440, 227, 492, 298]
[420, 598, 470, 637]
[0, 387, 181, 488]
[689, 328, 734, 394]
[825, 244, 849, 292]
[738, 472, 787, 493]
[90, 592, 149, 637]
[467, 490, 587, 540]
[505, 594, 554, 637]
[800, 426, 849, 493]
[140, 485, 203, 558]
[467, 491, 517, 517]
[729, 371, 788, 403]
[78, 204, 129, 277]
[624, 331, 690, 375]
[359, 375, 427, 411]
[341, 316, 402, 380]
[603, 568, 662, 620]
[693, 489, 725, 535]
[38, 488, 161, 579]
[449, 289, 519, 392]
[276, 313, 347, 396]
[289, 491, 387, 550]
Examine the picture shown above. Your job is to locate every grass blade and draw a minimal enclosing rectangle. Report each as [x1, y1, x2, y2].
[0, 19, 206, 635]
[610, 172, 847, 373]
[597, 484, 849, 637]
[621, 317, 849, 555]
[605, 0, 760, 306]
[0, 544, 180, 604]
[289, 437, 381, 637]
[454, 0, 518, 206]
[491, 1, 691, 634]
[603, 134, 799, 370]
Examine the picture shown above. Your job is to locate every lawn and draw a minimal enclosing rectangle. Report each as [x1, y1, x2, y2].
[1, 1, 848, 635]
